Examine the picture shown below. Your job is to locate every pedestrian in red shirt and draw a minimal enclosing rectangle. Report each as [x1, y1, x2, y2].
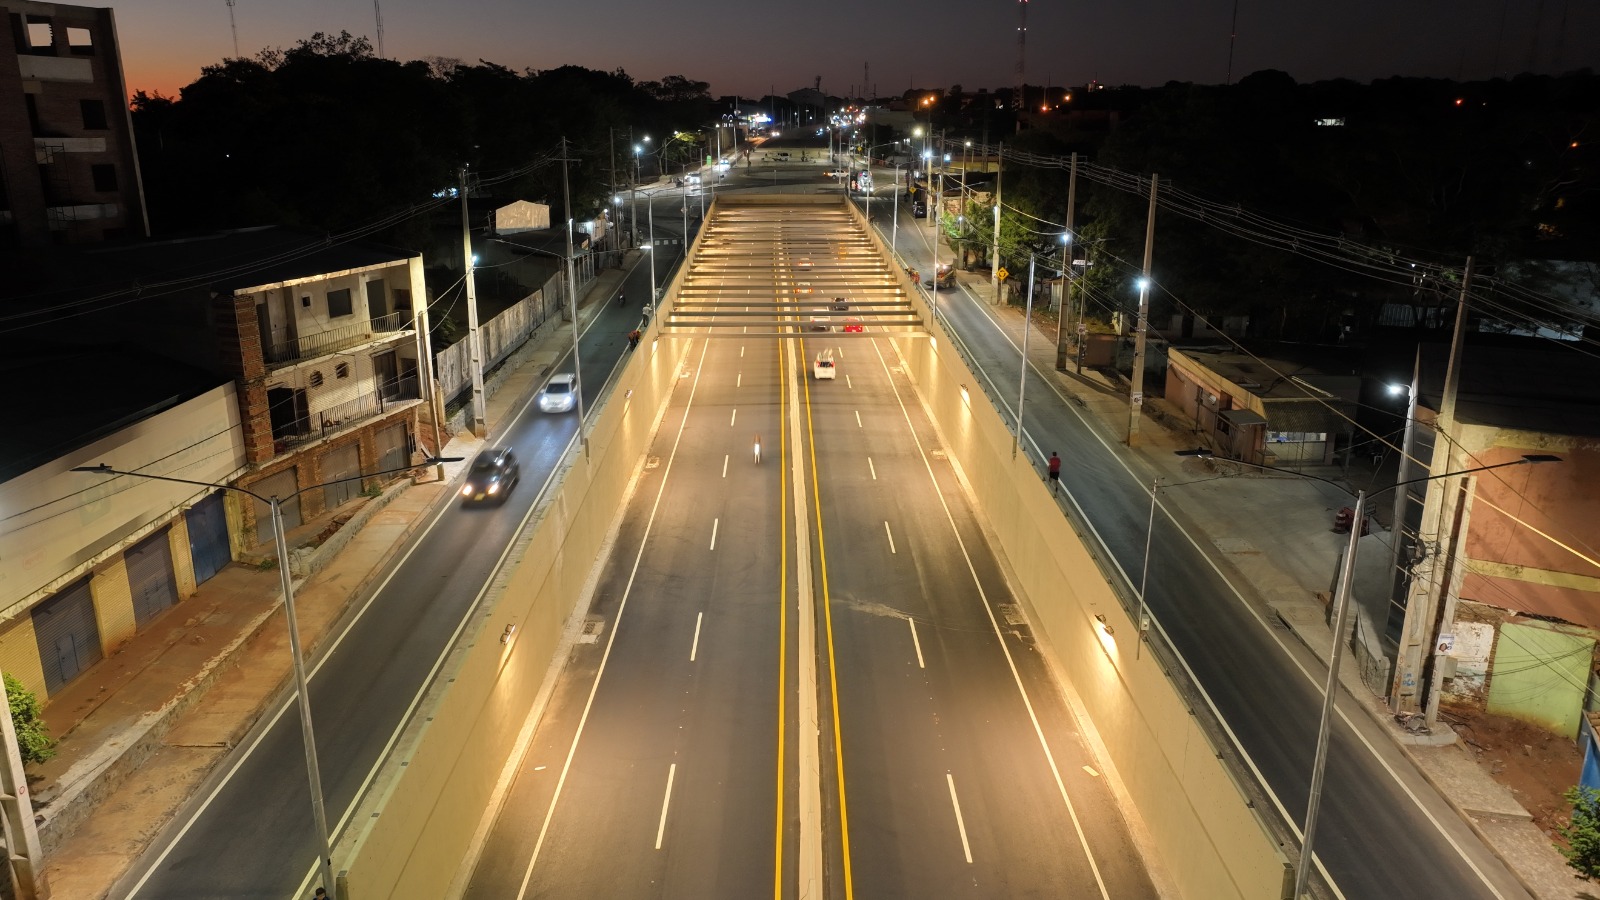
[1047, 451, 1061, 494]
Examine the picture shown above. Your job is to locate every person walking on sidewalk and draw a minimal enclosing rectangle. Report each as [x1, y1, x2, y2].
[1047, 451, 1061, 494]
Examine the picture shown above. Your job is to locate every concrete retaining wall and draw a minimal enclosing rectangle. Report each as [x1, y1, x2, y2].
[851, 199, 1291, 899]
[338, 196, 1289, 899]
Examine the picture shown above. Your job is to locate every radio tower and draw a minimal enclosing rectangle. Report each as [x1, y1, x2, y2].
[373, 0, 385, 57]
[225, 0, 239, 57]
[1014, 0, 1028, 110]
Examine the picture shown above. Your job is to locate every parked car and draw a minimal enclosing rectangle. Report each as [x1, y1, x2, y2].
[538, 373, 578, 413]
[461, 447, 520, 506]
[813, 350, 836, 380]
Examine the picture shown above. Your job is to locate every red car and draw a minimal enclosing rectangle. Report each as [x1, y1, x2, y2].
[843, 318, 864, 333]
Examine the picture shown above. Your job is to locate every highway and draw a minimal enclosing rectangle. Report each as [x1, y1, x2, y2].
[466, 169, 1157, 899]
[860, 167, 1532, 900]
[114, 197, 685, 899]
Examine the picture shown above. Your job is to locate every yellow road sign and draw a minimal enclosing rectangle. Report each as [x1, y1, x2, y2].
[997, 267, 1009, 281]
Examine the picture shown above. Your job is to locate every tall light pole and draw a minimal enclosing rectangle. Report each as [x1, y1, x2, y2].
[559, 138, 588, 453]
[1012, 254, 1036, 456]
[70, 458, 457, 898]
[458, 166, 487, 437]
[1127, 174, 1158, 446]
[1178, 450, 1561, 899]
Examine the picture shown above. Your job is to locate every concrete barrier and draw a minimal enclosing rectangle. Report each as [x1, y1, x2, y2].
[849, 199, 1293, 899]
[337, 196, 1291, 899]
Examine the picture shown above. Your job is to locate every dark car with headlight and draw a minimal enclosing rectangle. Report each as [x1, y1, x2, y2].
[460, 447, 520, 506]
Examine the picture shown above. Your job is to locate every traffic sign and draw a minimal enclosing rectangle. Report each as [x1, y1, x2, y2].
[997, 267, 1009, 281]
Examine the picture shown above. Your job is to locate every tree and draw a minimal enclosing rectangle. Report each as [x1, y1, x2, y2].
[1558, 786, 1600, 880]
[5, 674, 55, 765]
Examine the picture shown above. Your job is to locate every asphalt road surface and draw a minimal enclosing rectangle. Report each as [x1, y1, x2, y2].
[114, 203, 684, 900]
[864, 183, 1532, 900]
[466, 187, 1157, 900]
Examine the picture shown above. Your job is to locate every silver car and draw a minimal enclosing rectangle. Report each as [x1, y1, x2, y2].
[538, 373, 578, 413]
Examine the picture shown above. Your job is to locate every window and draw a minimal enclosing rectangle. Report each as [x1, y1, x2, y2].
[80, 99, 107, 131]
[393, 288, 412, 314]
[327, 288, 353, 317]
[66, 26, 92, 54]
[309, 371, 324, 388]
[91, 164, 117, 192]
[335, 362, 350, 379]
[23, 17, 52, 52]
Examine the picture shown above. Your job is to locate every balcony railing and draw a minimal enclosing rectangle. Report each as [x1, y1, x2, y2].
[270, 374, 419, 454]
[265, 312, 411, 366]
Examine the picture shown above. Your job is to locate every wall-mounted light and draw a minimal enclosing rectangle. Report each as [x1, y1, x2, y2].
[500, 624, 518, 644]
[1094, 613, 1114, 636]
[625, 389, 633, 399]
[960, 384, 970, 406]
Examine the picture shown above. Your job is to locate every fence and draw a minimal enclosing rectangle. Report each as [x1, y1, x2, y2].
[434, 271, 567, 402]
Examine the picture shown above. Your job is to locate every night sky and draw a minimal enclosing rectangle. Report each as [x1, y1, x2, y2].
[116, 0, 1599, 101]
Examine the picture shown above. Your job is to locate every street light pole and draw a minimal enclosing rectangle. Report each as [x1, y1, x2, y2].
[1179, 450, 1559, 899]
[458, 166, 487, 437]
[647, 195, 657, 313]
[69, 459, 458, 897]
[1128, 174, 1158, 447]
[560, 140, 588, 453]
[1012, 254, 1036, 457]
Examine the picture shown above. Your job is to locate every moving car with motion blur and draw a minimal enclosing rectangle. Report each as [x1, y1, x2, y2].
[812, 350, 836, 380]
[461, 447, 520, 506]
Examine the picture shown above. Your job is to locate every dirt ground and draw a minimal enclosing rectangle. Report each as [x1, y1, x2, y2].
[1443, 701, 1586, 839]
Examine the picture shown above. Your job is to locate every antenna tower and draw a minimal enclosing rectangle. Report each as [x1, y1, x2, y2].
[226, 0, 239, 57]
[373, 0, 385, 57]
[1014, 0, 1028, 109]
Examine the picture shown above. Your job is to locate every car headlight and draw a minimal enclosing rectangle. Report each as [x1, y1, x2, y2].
[488, 482, 500, 495]
[461, 485, 473, 497]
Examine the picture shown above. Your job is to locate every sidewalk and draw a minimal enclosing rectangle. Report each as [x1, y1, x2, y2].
[34, 256, 640, 900]
[953, 271, 1579, 900]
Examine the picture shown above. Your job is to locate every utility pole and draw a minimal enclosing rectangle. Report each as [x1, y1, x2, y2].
[1127, 174, 1157, 446]
[1392, 256, 1474, 715]
[458, 166, 486, 437]
[609, 127, 620, 250]
[560, 139, 588, 453]
[372, 0, 385, 57]
[1013, 254, 1036, 457]
[0, 687, 45, 899]
[991, 142, 1003, 306]
[1055, 151, 1078, 370]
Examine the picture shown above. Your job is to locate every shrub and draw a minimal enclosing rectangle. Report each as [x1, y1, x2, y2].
[4, 674, 56, 765]
[1558, 786, 1600, 880]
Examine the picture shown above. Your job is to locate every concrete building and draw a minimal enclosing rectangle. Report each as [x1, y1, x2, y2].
[1388, 338, 1600, 737]
[0, 228, 432, 700]
[1164, 346, 1360, 466]
[0, 1, 148, 247]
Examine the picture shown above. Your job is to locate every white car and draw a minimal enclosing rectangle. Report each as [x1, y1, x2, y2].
[538, 373, 578, 413]
[813, 351, 836, 380]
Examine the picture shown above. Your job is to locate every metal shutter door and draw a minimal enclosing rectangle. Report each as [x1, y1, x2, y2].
[126, 528, 179, 627]
[251, 467, 301, 534]
[322, 442, 362, 511]
[32, 579, 102, 696]
[375, 422, 409, 474]
[185, 492, 232, 585]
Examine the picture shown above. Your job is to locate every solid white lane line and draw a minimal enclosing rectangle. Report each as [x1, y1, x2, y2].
[691, 612, 703, 662]
[871, 339, 1112, 899]
[513, 340, 713, 899]
[730, 408, 738, 427]
[710, 518, 720, 550]
[884, 521, 897, 554]
[908, 618, 925, 668]
[655, 763, 678, 850]
[946, 774, 973, 863]
[868, 457, 877, 480]
[854, 410, 862, 428]
[722, 455, 729, 478]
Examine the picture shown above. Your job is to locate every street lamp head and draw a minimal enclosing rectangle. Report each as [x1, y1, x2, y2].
[1173, 449, 1214, 458]
[71, 464, 114, 473]
[1386, 383, 1408, 397]
[1137, 277, 1150, 291]
[1521, 454, 1562, 464]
